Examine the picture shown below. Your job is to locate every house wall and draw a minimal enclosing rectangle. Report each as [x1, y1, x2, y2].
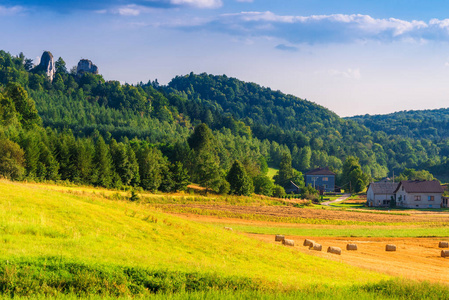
[305, 175, 335, 192]
[367, 186, 374, 206]
[443, 197, 449, 208]
[367, 186, 393, 207]
[396, 189, 442, 208]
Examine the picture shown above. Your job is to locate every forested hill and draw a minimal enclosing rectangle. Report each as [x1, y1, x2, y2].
[2, 49, 449, 188]
[167, 73, 340, 131]
[166, 73, 369, 148]
[348, 108, 449, 140]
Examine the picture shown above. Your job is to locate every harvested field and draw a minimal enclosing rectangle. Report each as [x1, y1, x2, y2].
[249, 234, 449, 284]
[155, 203, 449, 224]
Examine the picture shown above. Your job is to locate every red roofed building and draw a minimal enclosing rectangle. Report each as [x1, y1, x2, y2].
[394, 180, 444, 208]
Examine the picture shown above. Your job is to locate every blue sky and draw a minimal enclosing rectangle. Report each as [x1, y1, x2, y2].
[2, 0, 449, 116]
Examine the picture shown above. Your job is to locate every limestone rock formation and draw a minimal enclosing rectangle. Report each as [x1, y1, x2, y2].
[76, 59, 98, 75]
[38, 51, 56, 81]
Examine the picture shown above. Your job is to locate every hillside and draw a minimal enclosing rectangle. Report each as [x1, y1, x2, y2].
[0, 179, 386, 297]
[2, 49, 449, 187]
[349, 108, 449, 140]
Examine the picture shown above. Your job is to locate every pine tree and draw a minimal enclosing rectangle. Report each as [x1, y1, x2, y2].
[5, 83, 40, 128]
[126, 143, 140, 187]
[194, 150, 222, 194]
[137, 145, 166, 192]
[187, 123, 222, 193]
[92, 136, 113, 188]
[170, 162, 190, 192]
[226, 160, 254, 196]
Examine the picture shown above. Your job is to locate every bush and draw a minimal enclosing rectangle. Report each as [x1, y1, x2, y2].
[272, 184, 286, 198]
[0, 258, 263, 297]
[300, 184, 319, 201]
[0, 139, 25, 180]
[253, 175, 274, 196]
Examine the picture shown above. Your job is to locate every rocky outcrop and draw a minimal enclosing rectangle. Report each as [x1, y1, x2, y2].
[76, 59, 98, 75]
[37, 51, 55, 81]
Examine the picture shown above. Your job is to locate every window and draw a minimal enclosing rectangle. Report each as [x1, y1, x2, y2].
[323, 177, 328, 182]
[428, 196, 434, 201]
[414, 195, 421, 201]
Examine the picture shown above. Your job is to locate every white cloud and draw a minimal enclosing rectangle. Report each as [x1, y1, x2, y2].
[170, 0, 222, 9]
[118, 6, 142, 16]
[103, 4, 156, 16]
[0, 5, 25, 15]
[328, 68, 361, 80]
[180, 12, 449, 45]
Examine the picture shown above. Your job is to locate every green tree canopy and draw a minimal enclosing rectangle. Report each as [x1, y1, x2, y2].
[274, 152, 304, 188]
[396, 168, 435, 182]
[0, 139, 25, 180]
[341, 156, 370, 193]
[253, 175, 274, 196]
[226, 160, 254, 196]
[5, 82, 40, 128]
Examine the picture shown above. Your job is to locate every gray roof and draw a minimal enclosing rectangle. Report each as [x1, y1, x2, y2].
[394, 180, 444, 194]
[368, 181, 399, 194]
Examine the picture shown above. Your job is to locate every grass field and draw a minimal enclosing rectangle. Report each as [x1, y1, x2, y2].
[266, 167, 278, 179]
[1, 180, 449, 298]
[207, 223, 449, 237]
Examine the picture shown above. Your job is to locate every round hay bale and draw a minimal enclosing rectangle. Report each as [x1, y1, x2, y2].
[303, 239, 315, 247]
[309, 243, 322, 251]
[275, 235, 285, 242]
[346, 244, 358, 251]
[386, 244, 397, 252]
[223, 227, 233, 231]
[439, 241, 449, 248]
[441, 250, 449, 258]
[283, 239, 295, 247]
[327, 246, 341, 255]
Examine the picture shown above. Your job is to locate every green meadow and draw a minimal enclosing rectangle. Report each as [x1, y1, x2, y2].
[0, 180, 448, 298]
[210, 223, 449, 238]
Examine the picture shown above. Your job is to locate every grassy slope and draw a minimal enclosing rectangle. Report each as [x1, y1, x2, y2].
[0, 180, 384, 290]
[266, 168, 278, 180]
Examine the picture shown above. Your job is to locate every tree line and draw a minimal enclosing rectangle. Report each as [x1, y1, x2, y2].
[0, 49, 447, 197]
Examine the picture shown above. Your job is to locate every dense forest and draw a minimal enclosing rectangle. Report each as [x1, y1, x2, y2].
[0, 49, 448, 197]
[349, 109, 449, 140]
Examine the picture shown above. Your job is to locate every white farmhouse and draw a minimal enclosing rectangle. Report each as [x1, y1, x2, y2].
[394, 180, 444, 209]
[366, 181, 398, 207]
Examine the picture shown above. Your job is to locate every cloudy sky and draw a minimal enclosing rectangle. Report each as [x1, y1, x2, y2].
[2, 0, 449, 116]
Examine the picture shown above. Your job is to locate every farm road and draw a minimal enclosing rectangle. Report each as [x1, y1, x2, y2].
[321, 194, 351, 206]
